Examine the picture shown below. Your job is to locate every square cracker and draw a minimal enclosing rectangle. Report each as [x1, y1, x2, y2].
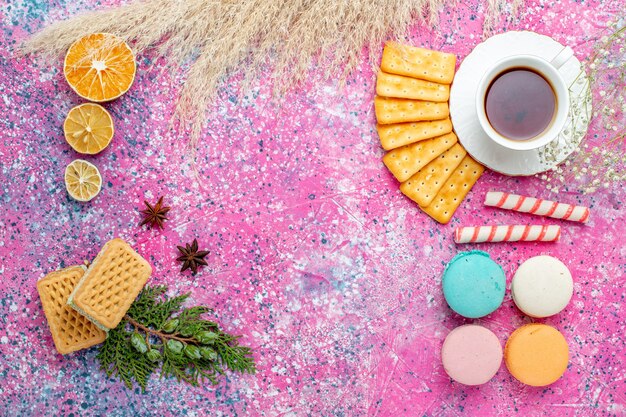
[383, 132, 457, 182]
[377, 119, 452, 150]
[68, 238, 152, 330]
[375, 96, 449, 125]
[420, 155, 485, 224]
[400, 143, 467, 207]
[37, 265, 107, 354]
[376, 71, 450, 102]
[381, 43, 456, 84]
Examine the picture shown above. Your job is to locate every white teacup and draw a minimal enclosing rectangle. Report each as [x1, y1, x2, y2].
[475, 47, 574, 151]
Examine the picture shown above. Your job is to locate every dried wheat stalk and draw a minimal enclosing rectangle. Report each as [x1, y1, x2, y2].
[22, 0, 518, 145]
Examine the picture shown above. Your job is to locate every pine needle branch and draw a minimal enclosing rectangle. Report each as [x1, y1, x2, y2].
[96, 285, 255, 392]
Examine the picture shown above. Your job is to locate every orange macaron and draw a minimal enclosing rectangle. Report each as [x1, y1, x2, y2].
[504, 323, 569, 386]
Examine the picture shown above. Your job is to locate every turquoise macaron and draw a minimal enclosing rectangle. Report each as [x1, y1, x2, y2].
[442, 251, 506, 318]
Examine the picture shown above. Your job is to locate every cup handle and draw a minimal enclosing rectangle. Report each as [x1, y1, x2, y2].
[550, 46, 574, 70]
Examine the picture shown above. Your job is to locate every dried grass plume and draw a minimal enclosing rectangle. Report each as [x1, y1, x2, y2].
[22, 0, 518, 145]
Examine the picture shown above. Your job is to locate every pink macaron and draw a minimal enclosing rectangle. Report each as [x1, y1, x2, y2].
[441, 324, 503, 385]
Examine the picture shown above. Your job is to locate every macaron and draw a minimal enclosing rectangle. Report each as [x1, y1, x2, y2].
[441, 324, 502, 385]
[504, 323, 569, 386]
[511, 255, 573, 318]
[442, 251, 506, 318]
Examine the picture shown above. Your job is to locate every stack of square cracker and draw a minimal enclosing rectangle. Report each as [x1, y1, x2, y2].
[375, 43, 485, 224]
[37, 238, 152, 354]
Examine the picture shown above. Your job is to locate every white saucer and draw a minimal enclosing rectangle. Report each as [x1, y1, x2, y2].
[450, 31, 591, 176]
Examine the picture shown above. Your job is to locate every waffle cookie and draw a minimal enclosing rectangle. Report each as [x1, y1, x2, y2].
[68, 238, 152, 330]
[37, 266, 106, 354]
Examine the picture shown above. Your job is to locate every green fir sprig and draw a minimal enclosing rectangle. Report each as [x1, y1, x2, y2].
[96, 285, 256, 391]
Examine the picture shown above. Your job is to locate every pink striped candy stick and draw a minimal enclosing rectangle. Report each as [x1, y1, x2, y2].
[454, 225, 561, 244]
[484, 191, 590, 223]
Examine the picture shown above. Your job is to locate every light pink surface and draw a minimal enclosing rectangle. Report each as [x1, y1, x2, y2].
[1, 0, 625, 416]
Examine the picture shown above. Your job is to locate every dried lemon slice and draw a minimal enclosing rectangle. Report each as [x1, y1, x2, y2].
[65, 159, 102, 202]
[64, 103, 114, 154]
[64, 33, 136, 102]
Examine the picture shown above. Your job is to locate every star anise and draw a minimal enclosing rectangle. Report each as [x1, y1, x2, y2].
[176, 239, 209, 274]
[139, 196, 171, 229]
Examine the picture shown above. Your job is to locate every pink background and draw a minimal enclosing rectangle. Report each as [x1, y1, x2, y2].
[1, 0, 624, 415]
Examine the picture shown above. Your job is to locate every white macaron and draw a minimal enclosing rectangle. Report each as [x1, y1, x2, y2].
[511, 255, 573, 318]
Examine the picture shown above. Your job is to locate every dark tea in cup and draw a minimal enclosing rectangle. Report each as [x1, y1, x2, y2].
[484, 68, 556, 141]
[475, 49, 573, 151]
